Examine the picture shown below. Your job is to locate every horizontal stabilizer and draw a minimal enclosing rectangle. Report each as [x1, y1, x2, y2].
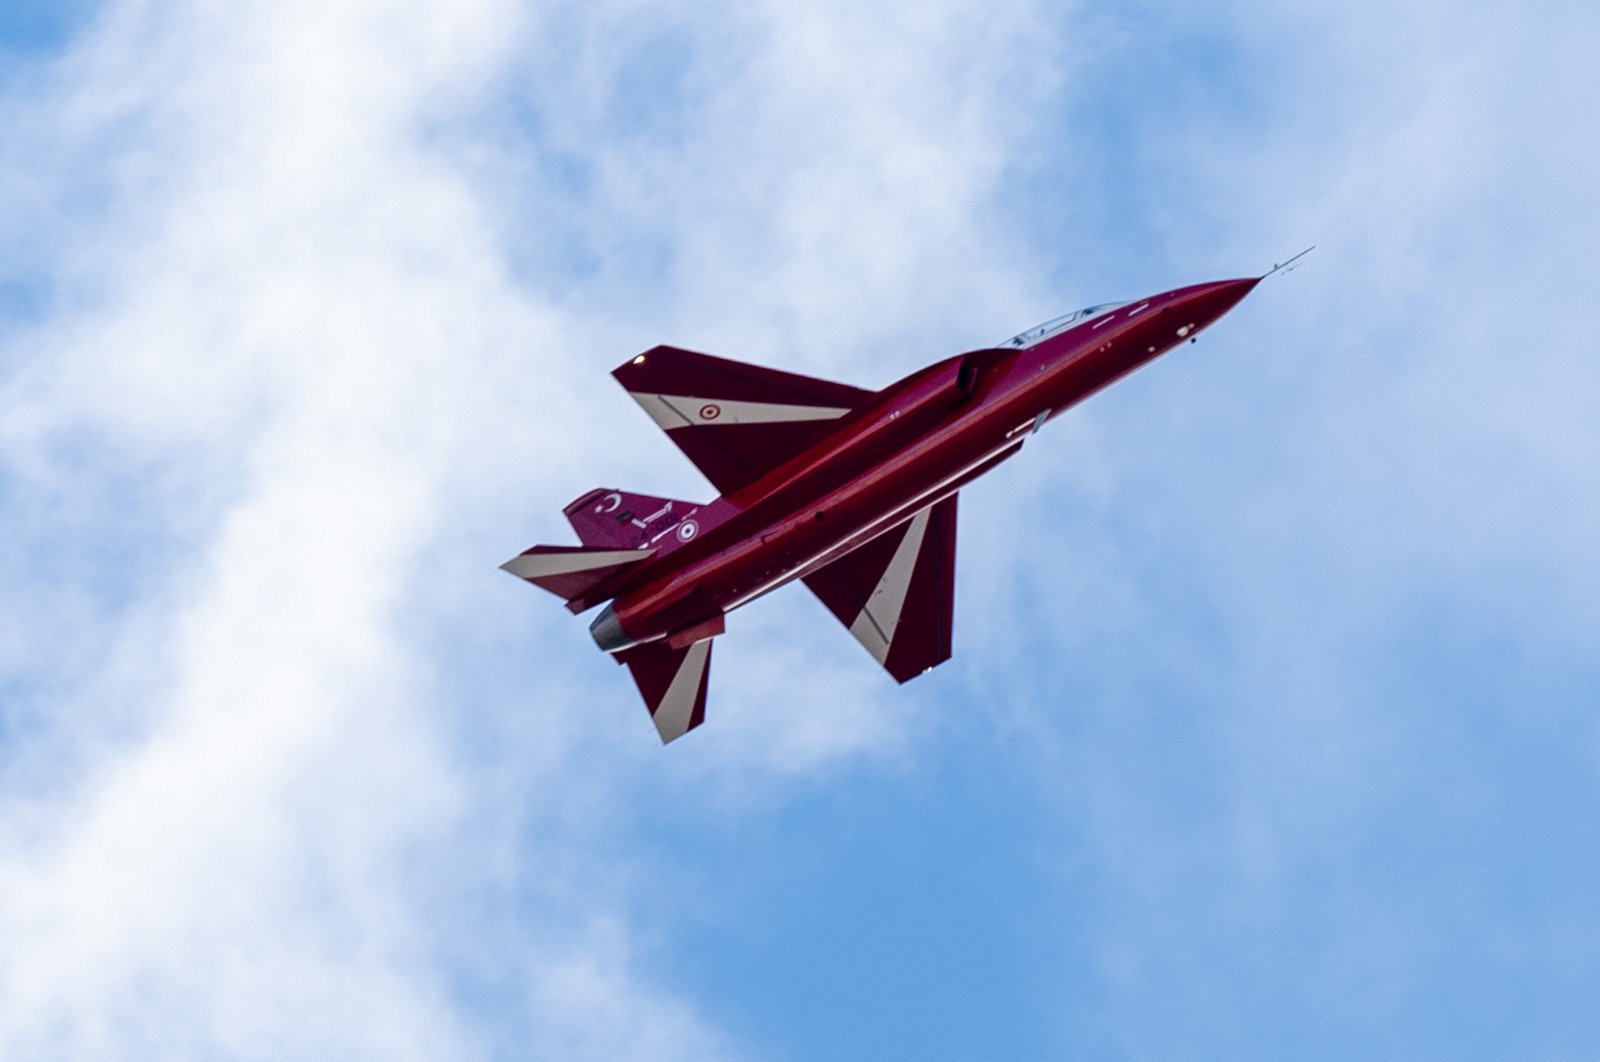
[501, 545, 653, 604]
[614, 345, 875, 494]
[617, 636, 715, 743]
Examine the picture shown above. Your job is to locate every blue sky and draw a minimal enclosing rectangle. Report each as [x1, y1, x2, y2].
[3, 1, 1599, 1058]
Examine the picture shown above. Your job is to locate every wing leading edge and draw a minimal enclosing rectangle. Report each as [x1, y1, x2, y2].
[803, 495, 958, 683]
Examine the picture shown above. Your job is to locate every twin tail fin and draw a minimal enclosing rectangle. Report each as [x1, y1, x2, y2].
[564, 488, 705, 551]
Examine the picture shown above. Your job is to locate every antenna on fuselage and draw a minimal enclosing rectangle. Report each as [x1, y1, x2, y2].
[1262, 246, 1315, 280]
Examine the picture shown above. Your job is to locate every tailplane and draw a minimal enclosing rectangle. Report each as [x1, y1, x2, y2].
[500, 545, 653, 606]
[616, 636, 715, 743]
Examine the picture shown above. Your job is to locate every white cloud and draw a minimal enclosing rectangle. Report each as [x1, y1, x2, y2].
[942, 3, 1600, 1050]
[0, 0, 1065, 1056]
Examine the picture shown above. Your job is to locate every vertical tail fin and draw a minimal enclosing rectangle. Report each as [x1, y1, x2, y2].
[564, 488, 710, 551]
[616, 637, 714, 743]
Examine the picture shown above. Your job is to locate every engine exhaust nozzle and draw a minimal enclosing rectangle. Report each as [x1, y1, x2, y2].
[589, 603, 637, 653]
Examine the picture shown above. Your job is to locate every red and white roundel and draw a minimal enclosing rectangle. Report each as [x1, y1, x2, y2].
[698, 403, 722, 421]
[676, 520, 699, 542]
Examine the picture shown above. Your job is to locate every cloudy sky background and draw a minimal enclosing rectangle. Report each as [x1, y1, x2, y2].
[3, 0, 1598, 1057]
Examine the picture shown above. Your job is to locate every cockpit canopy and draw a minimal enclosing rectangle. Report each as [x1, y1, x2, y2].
[1001, 301, 1129, 348]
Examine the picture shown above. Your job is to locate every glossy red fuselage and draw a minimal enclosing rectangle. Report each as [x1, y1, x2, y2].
[591, 277, 1259, 648]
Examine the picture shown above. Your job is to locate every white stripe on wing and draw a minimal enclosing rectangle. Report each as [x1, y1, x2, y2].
[629, 393, 851, 429]
[847, 507, 932, 664]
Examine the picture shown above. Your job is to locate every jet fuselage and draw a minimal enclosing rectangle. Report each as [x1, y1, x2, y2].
[587, 276, 1260, 652]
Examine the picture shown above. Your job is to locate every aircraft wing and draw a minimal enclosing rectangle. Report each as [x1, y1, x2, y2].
[613, 345, 875, 495]
[803, 495, 957, 683]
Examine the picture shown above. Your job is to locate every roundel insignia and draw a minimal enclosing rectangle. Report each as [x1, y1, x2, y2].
[698, 403, 721, 421]
[676, 520, 699, 542]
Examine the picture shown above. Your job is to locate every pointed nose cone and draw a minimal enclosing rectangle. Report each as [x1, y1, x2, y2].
[1203, 276, 1261, 314]
[1174, 276, 1261, 334]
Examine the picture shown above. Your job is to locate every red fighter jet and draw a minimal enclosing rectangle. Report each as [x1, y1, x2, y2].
[505, 265, 1285, 742]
